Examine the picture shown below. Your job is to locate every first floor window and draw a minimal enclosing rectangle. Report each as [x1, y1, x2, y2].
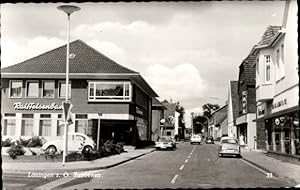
[264, 55, 271, 83]
[59, 81, 71, 98]
[39, 114, 51, 136]
[21, 114, 34, 136]
[43, 81, 55, 98]
[10, 81, 22, 98]
[88, 81, 131, 101]
[26, 81, 39, 98]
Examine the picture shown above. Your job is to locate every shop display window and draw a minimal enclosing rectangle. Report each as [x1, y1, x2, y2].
[88, 81, 131, 101]
[39, 114, 51, 136]
[21, 114, 34, 136]
[10, 80, 22, 98]
[3, 113, 17, 136]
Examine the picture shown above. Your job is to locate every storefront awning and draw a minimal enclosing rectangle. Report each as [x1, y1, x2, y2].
[236, 115, 247, 125]
[252, 105, 299, 122]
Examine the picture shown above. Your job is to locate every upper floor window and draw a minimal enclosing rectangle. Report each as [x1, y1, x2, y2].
[264, 55, 271, 83]
[26, 81, 39, 98]
[88, 81, 131, 102]
[275, 49, 280, 81]
[58, 81, 71, 99]
[280, 44, 285, 78]
[10, 80, 22, 98]
[42, 81, 55, 98]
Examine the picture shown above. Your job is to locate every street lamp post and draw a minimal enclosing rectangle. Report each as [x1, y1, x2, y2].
[57, 5, 80, 166]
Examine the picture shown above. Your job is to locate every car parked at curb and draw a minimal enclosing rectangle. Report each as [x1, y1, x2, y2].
[218, 136, 241, 158]
[205, 136, 214, 144]
[190, 134, 202, 144]
[41, 132, 96, 154]
[155, 136, 176, 150]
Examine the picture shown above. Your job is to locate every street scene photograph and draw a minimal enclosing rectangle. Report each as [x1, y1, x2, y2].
[1, 0, 299, 189]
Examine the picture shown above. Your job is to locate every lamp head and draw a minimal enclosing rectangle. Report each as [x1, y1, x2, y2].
[57, 5, 80, 15]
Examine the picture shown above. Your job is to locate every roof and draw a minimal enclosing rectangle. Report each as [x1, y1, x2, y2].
[152, 98, 167, 110]
[1, 39, 137, 74]
[255, 25, 282, 49]
[1, 39, 158, 97]
[238, 47, 257, 85]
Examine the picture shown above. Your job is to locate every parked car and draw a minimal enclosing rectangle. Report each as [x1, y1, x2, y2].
[155, 136, 176, 150]
[190, 134, 202, 144]
[42, 132, 96, 154]
[218, 136, 241, 158]
[205, 136, 214, 144]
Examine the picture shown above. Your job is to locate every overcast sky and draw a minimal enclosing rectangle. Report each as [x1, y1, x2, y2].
[1, 1, 286, 120]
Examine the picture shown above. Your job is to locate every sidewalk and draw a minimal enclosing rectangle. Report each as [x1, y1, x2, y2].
[215, 141, 300, 184]
[2, 146, 155, 174]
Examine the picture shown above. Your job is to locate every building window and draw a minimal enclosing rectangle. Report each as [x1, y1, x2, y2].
[57, 114, 64, 136]
[275, 49, 280, 81]
[256, 57, 260, 86]
[10, 80, 22, 98]
[42, 81, 55, 98]
[58, 81, 71, 98]
[21, 114, 34, 136]
[75, 114, 92, 136]
[39, 114, 51, 136]
[2, 113, 16, 136]
[26, 81, 39, 98]
[88, 81, 131, 102]
[264, 55, 271, 83]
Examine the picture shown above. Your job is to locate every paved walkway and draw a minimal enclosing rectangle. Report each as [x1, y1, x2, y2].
[215, 141, 300, 184]
[2, 146, 155, 174]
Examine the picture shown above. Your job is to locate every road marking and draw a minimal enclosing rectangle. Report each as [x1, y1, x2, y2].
[170, 174, 179, 184]
[185, 159, 188, 163]
[35, 169, 103, 190]
[179, 165, 185, 170]
[188, 155, 191, 158]
[240, 159, 278, 180]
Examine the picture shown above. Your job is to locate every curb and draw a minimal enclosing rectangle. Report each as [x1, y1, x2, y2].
[3, 149, 155, 175]
[241, 156, 278, 178]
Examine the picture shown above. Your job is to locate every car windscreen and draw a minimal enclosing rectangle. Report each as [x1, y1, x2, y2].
[221, 139, 238, 144]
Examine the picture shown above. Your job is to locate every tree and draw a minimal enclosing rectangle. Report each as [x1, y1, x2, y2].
[202, 103, 220, 118]
[175, 101, 185, 139]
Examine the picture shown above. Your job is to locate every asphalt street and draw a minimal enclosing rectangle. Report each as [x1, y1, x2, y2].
[51, 142, 293, 189]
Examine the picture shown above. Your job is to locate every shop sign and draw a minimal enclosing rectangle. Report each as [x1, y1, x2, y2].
[271, 99, 287, 110]
[14, 102, 62, 110]
[257, 104, 265, 117]
[242, 91, 247, 114]
[136, 106, 144, 116]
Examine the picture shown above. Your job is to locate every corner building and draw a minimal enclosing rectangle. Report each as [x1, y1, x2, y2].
[253, 0, 299, 162]
[1, 40, 158, 146]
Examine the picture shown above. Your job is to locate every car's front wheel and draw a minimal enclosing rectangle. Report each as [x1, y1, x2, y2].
[46, 145, 57, 154]
[83, 145, 93, 153]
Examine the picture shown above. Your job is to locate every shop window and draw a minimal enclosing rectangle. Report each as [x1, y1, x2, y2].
[75, 114, 92, 135]
[58, 81, 71, 98]
[88, 81, 131, 102]
[42, 81, 55, 98]
[57, 114, 64, 136]
[10, 80, 22, 98]
[3, 113, 16, 136]
[26, 81, 39, 98]
[21, 114, 34, 136]
[39, 114, 51, 136]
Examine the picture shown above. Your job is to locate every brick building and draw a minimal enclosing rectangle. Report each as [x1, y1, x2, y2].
[1, 40, 158, 146]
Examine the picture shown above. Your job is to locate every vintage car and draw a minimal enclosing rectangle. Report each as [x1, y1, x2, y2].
[41, 132, 95, 154]
[218, 136, 241, 158]
[155, 136, 176, 150]
[190, 134, 202, 144]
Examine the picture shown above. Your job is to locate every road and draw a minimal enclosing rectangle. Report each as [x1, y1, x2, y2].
[44, 142, 293, 189]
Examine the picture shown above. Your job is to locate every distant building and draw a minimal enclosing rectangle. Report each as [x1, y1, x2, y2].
[161, 100, 179, 138]
[151, 98, 166, 141]
[211, 104, 228, 140]
[253, 0, 299, 161]
[236, 48, 259, 150]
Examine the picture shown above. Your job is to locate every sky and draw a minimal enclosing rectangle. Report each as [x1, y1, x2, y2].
[1, 1, 286, 123]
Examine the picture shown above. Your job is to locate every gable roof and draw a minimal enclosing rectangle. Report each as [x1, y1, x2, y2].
[238, 47, 257, 85]
[152, 98, 167, 110]
[1, 39, 158, 97]
[1, 39, 137, 74]
[255, 25, 282, 49]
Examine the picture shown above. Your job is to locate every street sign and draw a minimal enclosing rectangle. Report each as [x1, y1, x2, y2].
[62, 101, 73, 122]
